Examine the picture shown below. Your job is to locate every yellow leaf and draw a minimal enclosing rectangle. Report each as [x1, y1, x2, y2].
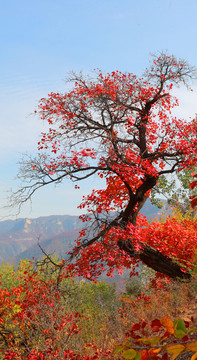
[166, 344, 185, 360]
[161, 317, 174, 334]
[122, 349, 137, 359]
[152, 347, 162, 354]
[191, 352, 197, 360]
[186, 341, 197, 352]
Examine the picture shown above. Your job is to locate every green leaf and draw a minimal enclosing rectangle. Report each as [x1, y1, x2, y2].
[138, 336, 161, 345]
[138, 337, 152, 345]
[150, 336, 161, 345]
[135, 353, 141, 360]
[174, 319, 186, 333]
[187, 327, 196, 334]
[113, 345, 127, 354]
[174, 329, 187, 339]
[122, 349, 137, 359]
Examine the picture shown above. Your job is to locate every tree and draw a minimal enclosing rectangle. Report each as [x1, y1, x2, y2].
[151, 166, 197, 216]
[12, 52, 197, 280]
[190, 173, 197, 208]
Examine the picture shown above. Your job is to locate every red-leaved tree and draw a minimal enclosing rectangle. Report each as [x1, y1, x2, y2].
[13, 52, 197, 280]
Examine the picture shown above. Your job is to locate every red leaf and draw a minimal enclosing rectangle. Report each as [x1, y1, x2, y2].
[191, 197, 197, 208]
[189, 180, 197, 189]
[132, 323, 141, 331]
[141, 321, 147, 329]
[151, 319, 162, 332]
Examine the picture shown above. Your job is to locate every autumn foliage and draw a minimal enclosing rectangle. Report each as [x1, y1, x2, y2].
[5, 51, 197, 357]
[114, 317, 197, 360]
[12, 52, 197, 281]
[69, 214, 197, 281]
[0, 263, 112, 359]
[0, 259, 197, 359]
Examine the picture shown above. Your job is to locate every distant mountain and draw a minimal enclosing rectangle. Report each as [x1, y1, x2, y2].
[0, 215, 81, 264]
[12, 229, 79, 264]
[0, 200, 167, 265]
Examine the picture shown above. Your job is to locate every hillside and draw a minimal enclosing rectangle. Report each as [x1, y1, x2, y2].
[0, 215, 81, 264]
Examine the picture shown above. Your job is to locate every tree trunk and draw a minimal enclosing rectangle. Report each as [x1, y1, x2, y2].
[117, 239, 191, 280]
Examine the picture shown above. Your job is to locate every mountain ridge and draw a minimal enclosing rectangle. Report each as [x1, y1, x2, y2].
[0, 200, 167, 264]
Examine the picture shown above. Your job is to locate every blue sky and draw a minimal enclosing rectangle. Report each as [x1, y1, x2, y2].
[1, 0, 197, 219]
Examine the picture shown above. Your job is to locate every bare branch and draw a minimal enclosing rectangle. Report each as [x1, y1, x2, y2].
[10, 52, 197, 280]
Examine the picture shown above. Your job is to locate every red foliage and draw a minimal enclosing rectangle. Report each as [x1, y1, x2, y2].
[17, 52, 197, 279]
[0, 272, 98, 359]
[68, 215, 197, 279]
[115, 316, 197, 360]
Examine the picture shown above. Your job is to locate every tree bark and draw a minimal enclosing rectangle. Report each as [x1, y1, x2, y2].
[118, 239, 191, 280]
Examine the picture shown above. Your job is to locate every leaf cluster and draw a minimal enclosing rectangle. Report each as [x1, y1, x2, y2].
[114, 317, 197, 360]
